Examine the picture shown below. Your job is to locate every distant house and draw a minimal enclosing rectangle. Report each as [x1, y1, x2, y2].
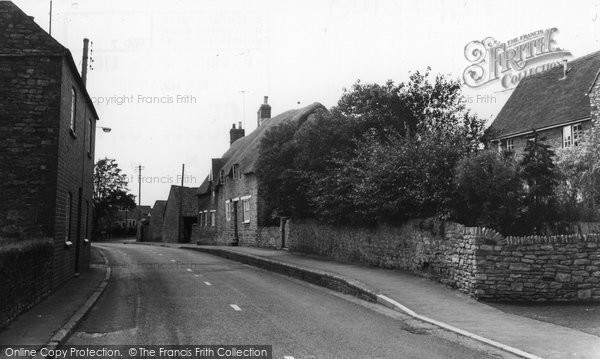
[194, 97, 326, 248]
[161, 186, 198, 242]
[488, 51, 600, 153]
[147, 200, 167, 242]
[0, 2, 98, 286]
[114, 205, 151, 235]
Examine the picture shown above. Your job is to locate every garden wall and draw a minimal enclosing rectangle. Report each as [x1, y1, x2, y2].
[0, 238, 54, 329]
[288, 219, 600, 301]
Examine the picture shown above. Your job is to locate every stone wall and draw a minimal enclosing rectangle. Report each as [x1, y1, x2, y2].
[289, 219, 600, 301]
[474, 233, 600, 301]
[0, 238, 53, 329]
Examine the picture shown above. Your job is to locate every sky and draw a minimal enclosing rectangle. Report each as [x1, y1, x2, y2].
[12, 0, 600, 206]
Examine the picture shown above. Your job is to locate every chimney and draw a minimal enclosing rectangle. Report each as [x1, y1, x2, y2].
[256, 96, 271, 127]
[230, 123, 245, 145]
[562, 59, 568, 79]
[82, 38, 89, 86]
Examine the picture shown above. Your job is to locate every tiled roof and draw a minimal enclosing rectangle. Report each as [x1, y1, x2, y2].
[196, 176, 210, 195]
[489, 50, 600, 139]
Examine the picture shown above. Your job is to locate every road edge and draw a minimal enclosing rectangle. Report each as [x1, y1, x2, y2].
[34, 246, 112, 359]
[182, 245, 542, 359]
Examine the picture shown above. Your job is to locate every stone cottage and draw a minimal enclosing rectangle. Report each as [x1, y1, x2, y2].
[489, 50, 600, 153]
[194, 97, 326, 248]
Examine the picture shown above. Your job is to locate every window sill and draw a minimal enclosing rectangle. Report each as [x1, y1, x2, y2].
[243, 220, 250, 224]
[69, 129, 77, 139]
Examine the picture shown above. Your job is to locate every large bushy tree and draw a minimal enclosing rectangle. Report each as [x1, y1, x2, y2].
[93, 158, 136, 237]
[257, 69, 486, 225]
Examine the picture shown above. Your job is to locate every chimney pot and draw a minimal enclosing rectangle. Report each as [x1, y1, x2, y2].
[257, 95, 272, 127]
[82, 38, 90, 86]
[232, 123, 236, 129]
[238, 121, 242, 129]
[264, 96, 268, 104]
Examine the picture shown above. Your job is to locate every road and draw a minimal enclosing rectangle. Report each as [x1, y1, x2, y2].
[67, 242, 500, 359]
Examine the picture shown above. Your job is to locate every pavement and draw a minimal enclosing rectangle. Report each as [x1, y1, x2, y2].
[0, 246, 110, 351]
[134, 241, 600, 359]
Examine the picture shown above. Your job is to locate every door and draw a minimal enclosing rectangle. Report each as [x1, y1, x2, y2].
[232, 201, 239, 246]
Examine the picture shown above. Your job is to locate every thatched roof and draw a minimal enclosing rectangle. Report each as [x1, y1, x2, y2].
[489, 50, 600, 139]
[216, 102, 326, 181]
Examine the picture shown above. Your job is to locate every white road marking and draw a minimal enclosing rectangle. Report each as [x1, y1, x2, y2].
[204, 281, 212, 286]
[158, 253, 163, 256]
[283, 356, 295, 359]
[194, 274, 203, 278]
[170, 260, 176, 263]
[230, 304, 242, 311]
[186, 268, 193, 272]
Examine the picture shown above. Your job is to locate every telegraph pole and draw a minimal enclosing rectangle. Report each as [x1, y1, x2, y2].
[178, 164, 185, 242]
[49, 0, 52, 35]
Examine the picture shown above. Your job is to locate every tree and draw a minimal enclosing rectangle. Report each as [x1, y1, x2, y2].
[453, 150, 524, 234]
[519, 134, 559, 233]
[256, 69, 486, 224]
[93, 158, 136, 237]
[555, 119, 600, 221]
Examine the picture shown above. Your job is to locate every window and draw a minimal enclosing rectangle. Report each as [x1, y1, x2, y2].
[85, 201, 89, 239]
[232, 164, 241, 180]
[225, 201, 231, 221]
[65, 193, 72, 241]
[210, 211, 216, 226]
[506, 138, 514, 151]
[563, 123, 584, 148]
[87, 118, 94, 154]
[573, 124, 583, 146]
[70, 87, 77, 132]
[219, 170, 225, 184]
[242, 198, 250, 223]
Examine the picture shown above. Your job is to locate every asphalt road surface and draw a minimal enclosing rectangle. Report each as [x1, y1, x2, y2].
[67, 243, 504, 359]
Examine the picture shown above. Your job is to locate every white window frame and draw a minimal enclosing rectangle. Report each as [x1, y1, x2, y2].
[232, 164, 240, 180]
[563, 125, 573, 148]
[210, 210, 216, 227]
[219, 170, 225, 184]
[506, 138, 514, 151]
[242, 198, 250, 223]
[225, 200, 231, 221]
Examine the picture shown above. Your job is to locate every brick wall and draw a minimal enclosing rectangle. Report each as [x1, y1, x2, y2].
[52, 58, 94, 287]
[0, 55, 62, 239]
[289, 219, 600, 301]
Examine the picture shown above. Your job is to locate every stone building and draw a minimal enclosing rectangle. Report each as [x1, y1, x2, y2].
[161, 186, 198, 243]
[489, 50, 600, 153]
[0, 1, 98, 287]
[147, 200, 167, 242]
[194, 98, 326, 248]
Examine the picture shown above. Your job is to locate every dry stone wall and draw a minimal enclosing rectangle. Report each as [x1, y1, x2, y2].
[288, 219, 600, 301]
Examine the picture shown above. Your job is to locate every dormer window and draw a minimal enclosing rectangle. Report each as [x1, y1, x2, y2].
[232, 164, 241, 180]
